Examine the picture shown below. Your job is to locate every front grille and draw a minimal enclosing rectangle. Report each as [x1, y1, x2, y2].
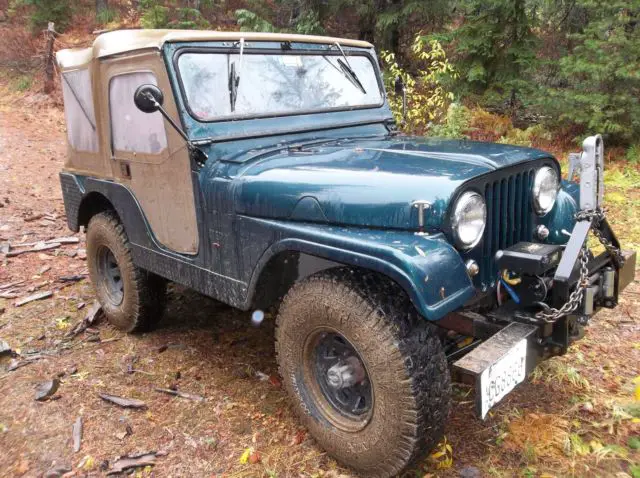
[455, 161, 558, 289]
[479, 170, 535, 286]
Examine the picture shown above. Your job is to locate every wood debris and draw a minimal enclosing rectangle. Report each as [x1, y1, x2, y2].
[66, 301, 102, 337]
[154, 387, 205, 402]
[106, 451, 166, 475]
[7, 355, 42, 372]
[72, 416, 82, 452]
[35, 378, 60, 401]
[6, 242, 60, 258]
[98, 393, 147, 409]
[0, 280, 25, 290]
[48, 236, 79, 245]
[58, 275, 85, 283]
[24, 213, 44, 222]
[0, 340, 12, 357]
[14, 291, 53, 307]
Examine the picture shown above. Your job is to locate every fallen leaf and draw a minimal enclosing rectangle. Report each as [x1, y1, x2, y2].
[429, 437, 453, 470]
[239, 447, 252, 464]
[249, 450, 261, 464]
[77, 455, 95, 471]
[290, 429, 306, 446]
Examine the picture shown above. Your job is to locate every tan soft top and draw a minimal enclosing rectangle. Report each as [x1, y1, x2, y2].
[56, 29, 373, 69]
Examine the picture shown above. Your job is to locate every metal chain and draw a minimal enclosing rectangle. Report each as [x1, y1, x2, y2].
[534, 207, 623, 323]
[535, 244, 589, 322]
[577, 208, 625, 266]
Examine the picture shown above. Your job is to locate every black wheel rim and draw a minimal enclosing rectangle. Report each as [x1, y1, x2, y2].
[313, 331, 372, 420]
[96, 246, 124, 306]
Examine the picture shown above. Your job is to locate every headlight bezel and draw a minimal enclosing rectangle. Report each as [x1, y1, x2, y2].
[532, 166, 559, 215]
[451, 190, 487, 250]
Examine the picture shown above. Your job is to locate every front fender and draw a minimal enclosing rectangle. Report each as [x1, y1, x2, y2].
[243, 217, 475, 321]
[540, 180, 579, 245]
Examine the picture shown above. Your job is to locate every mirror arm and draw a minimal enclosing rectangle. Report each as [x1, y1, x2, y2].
[140, 91, 208, 168]
[155, 103, 190, 143]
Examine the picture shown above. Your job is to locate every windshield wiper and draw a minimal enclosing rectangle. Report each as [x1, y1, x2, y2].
[228, 62, 239, 112]
[327, 42, 367, 95]
[228, 38, 244, 112]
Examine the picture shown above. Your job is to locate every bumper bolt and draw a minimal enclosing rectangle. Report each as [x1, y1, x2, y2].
[465, 260, 479, 277]
[536, 225, 550, 240]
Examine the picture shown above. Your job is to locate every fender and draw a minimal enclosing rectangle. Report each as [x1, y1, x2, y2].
[61, 172, 163, 249]
[540, 181, 579, 245]
[242, 216, 476, 320]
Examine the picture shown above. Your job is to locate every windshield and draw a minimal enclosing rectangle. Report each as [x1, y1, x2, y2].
[177, 51, 383, 121]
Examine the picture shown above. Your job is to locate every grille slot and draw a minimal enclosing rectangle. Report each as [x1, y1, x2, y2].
[479, 169, 535, 286]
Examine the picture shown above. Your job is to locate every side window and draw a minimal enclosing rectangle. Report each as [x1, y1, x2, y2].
[61, 69, 98, 152]
[109, 72, 167, 155]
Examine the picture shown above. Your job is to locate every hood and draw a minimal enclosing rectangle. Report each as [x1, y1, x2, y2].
[233, 136, 553, 230]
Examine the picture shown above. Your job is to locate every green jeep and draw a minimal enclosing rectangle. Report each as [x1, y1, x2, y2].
[57, 29, 635, 477]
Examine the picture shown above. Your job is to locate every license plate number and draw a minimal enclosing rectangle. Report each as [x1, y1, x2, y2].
[479, 339, 527, 418]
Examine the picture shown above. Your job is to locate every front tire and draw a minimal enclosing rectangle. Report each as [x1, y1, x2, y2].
[275, 269, 451, 477]
[86, 211, 166, 333]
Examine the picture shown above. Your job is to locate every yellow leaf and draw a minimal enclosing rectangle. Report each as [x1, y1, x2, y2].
[589, 440, 603, 452]
[77, 455, 95, 471]
[239, 447, 252, 464]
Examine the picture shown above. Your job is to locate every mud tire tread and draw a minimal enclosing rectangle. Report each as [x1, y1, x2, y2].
[86, 211, 166, 333]
[275, 268, 451, 477]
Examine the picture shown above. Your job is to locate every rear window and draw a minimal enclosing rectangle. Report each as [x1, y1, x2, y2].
[60, 69, 98, 152]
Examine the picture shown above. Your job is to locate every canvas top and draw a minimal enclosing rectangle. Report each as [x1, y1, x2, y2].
[56, 29, 374, 69]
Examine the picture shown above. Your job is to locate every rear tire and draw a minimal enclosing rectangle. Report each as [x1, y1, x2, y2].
[275, 269, 451, 477]
[86, 211, 166, 333]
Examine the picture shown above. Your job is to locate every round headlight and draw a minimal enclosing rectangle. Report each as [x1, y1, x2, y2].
[533, 166, 559, 215]
[452, 191, 486, 249]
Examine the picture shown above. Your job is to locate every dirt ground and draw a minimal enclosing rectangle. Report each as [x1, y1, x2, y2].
[0, 89, 638, 478]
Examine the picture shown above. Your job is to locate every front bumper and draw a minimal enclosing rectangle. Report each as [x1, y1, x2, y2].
[444, 244, 635, 418]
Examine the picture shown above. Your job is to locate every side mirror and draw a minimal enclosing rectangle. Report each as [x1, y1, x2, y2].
[393, 75, 407, 126]
[132, 83, 208, 168]
[134, 84, 164, 113]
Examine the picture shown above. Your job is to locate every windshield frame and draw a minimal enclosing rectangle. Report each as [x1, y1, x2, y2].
[172, 45, 386, 124]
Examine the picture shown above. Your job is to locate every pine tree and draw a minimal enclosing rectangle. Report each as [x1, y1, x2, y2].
[536, 0, 640, 144]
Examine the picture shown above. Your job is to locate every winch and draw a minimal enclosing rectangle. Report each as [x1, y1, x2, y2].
[493, 135, 631, 323]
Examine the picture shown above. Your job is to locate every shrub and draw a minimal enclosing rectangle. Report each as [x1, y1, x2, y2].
[428, 103, 470, 139]
[96, 7, 119, 26]
[381, 34, 458, 133]
[468, 108, 512, 142]
[15, 0, 72, 32]
[170, 8, 210, 30]
[535, 0, 640, 145]
[626, 145, 640, 165]
[139, 0, 170, 29]
[235, 8, 278, 32]
[13, 75, 32, 91]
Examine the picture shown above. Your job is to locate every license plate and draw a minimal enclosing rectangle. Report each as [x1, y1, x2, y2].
[479, 338, 527, 418]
